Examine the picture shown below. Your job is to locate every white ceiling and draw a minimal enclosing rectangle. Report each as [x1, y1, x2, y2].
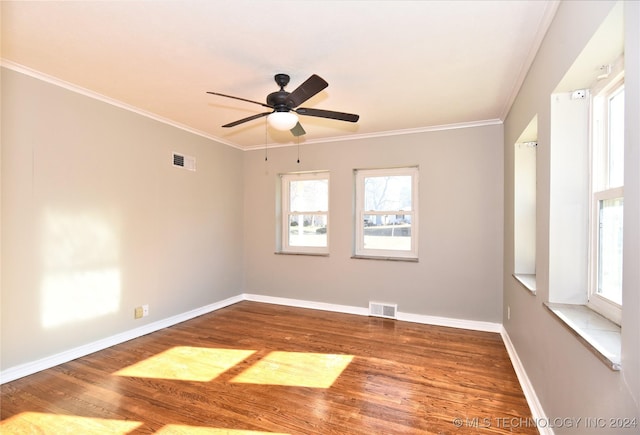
[1, 1, 559, 150]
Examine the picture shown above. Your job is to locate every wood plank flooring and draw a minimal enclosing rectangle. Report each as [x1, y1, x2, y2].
[1, 301, 537, 434]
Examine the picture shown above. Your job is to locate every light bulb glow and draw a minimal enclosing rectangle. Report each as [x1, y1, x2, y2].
[267, 111, 299, 130]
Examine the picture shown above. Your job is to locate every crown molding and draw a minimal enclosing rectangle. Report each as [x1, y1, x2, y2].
[2, 59, 504, 152]
[0, 59, 242, 150]
[499, 0, 561, 121]
[242, 118, 504, 151]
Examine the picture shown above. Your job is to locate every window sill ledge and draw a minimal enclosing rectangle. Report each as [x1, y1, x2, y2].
[275, 252, 329, 257]
[351, 255, 418, 263]
[544, 302, 621, 371]
[513, 273, 536, 295]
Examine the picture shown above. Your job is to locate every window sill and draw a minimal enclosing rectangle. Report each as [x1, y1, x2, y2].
[351, 255, 418, 263]
[275, 252, 329, 257]
[513, 273, 536, 295]
[544, 302, 621, 371]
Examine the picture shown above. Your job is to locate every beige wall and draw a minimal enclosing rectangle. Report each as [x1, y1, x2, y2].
[243, 125, 504, 322]
[1, 68, 244, 369]
[5, 2, 637, 425]
[1, 65, 506, 373]
[504, 0, 640, 426]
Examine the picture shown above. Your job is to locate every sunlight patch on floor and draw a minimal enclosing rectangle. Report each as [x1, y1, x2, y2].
[231, 351, 354, 388]
[156, 425, 289, 434]
[0, 412, 142, 434]
[114, 347, 255, 382]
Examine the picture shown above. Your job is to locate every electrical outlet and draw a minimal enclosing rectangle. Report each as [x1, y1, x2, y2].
[142, 304, 149, 317]
[134, 307, 144, 319]
[507, 305, 511, 320]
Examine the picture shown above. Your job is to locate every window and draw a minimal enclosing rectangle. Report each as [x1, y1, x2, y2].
[354, 167, 418, 259]
[589, 77, 624, 323]
[545, 4, 624, 368]
[280, 172, 329, 254]
[513, 116, 538, 293]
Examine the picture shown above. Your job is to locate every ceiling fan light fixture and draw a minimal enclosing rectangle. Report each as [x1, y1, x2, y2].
[268, 111, 298, 130]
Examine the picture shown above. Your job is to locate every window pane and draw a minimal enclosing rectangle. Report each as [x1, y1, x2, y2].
[598, 197, 623, 305]
[363, 214, 411, 251]
[608, 88, 624, 188]
[364, 176, 412, 211]
[288, 214, 327, 247]
[289, 179, 328, 212]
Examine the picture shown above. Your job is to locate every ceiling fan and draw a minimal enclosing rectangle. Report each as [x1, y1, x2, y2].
[207, 74, 359, 137]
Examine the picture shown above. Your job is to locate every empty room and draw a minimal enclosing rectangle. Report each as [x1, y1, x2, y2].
[1, 1, 638, 434]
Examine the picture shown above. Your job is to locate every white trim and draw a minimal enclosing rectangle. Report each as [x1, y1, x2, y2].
[243, 293, 369, 316]
[499, 0, 561, 121]
[0, 293, 506, 383]
[243, 119, 504, 151]
[355, 167, 419, 259]
[280, 172, 330, 255]
[1, 292, 545, 430]
[0, 60, 242, 150]
[1, 60, 504, 151]
[244, 293, 501, 333]
[501, 327, 554, 435]
[397, 311, 501, 333]
[244, 294, 541, 427]
[588, 74, 625, 323]
[0, 294, 243, 384]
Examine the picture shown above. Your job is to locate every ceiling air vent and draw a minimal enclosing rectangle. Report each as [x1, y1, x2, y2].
[369, 301, 397, 319]
[172, 152, 196, 171]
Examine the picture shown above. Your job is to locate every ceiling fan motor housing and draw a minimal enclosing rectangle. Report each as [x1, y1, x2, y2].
[268, 74, 293, 111]
[267, 90, 291, 112]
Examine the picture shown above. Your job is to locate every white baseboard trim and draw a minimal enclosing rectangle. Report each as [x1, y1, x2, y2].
[0, 294, 243, 384]
[242, 293, 369, 316]
[1, 291, 547, 433]
[397, 311, 502, 333]
[501, 327, 553, 435]
[244, 293, 502, 333]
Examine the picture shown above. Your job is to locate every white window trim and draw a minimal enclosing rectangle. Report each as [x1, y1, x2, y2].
[588, 187, 624, 324]
[280, 171, 330, 255]
[587, 72, 624, 325]
[354, 167, 419, 259]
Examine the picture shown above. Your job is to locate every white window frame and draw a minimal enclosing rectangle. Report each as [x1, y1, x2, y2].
[588, 72, 624, 324]
[354, 167, 419, 259]
[280, 171, 330, 255]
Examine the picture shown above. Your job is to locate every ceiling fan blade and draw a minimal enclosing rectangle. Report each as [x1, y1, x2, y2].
[296, 107, 359, 123]
[285, 74, 328, 108]
[290, 122, 306, 137]
[222, 112, 270, 128]
[207, 92, 273, 109]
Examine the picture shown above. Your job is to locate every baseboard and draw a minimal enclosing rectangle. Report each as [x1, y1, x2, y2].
[501, 327, 553, 435]
[246, 293, 544, 429]
[397, 311, 502, 333]
[1, 293, 502, 385]
[242, 293, 369, 316]
[0, 294, 243, 384]
[244, 293, 502, 333]
[1, 291, 547, 433]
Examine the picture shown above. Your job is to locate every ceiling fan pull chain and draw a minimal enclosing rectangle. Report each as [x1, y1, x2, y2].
[264, 118, 268, 162]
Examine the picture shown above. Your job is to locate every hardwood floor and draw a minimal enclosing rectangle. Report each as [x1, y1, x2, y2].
[1, 301, 537, 434]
